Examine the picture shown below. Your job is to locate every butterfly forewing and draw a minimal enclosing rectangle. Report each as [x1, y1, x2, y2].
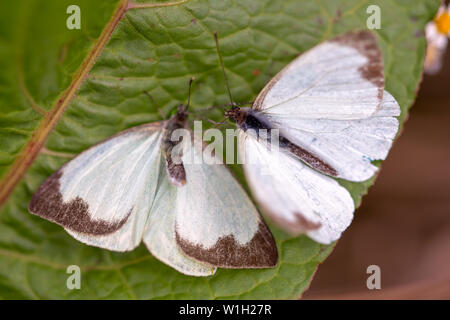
[143, 163, 216, 276]
[30, 123, 165, 251]
[254, 31, 384, 120]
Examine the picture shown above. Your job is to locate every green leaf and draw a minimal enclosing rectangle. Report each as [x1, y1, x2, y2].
[0, 0, 439, 299]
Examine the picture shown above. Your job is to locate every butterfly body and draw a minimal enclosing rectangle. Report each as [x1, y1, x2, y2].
[162, 105, 188, 186]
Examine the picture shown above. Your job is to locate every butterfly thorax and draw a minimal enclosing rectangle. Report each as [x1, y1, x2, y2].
[225, 107, 268, 130]
[162, 106, 188, 186]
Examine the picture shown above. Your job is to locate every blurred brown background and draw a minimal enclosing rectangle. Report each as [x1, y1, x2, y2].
[303, 44, 450, 299]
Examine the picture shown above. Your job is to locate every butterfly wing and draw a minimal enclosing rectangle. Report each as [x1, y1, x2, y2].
[254, 31, 384, 120]
[265, 91, 400, 181]
[174, 135, 278, 268]
[252, 30, 400, 182]
[143, 161, 216, 276]
[239, 130, 355, 244]
[29, 123, 165, 251]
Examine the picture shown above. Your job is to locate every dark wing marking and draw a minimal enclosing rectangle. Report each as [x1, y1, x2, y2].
[331, 30, 384, 100]
[176, 222, 278, 268]
[29, 172, 131, 235]
[29, 122, 165, 235]
[253, 30, 384, 112]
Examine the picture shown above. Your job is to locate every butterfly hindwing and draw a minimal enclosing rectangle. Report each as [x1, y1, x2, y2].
[239, 131, 355, 244]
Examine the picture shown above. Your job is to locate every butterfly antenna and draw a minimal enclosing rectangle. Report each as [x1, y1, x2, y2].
[186, 76, 194, 111]
[214, 31, 235, 106]
[144, 91, 166, 119]
[189, 100, 254, 115]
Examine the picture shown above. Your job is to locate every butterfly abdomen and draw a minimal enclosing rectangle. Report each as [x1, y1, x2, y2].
[162, 112, 188, 186]
[280, 138, 338, 177]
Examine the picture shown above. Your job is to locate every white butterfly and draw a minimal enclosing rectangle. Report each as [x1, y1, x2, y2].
[222, 31, 401, 244]
[29, 97, 278, 277]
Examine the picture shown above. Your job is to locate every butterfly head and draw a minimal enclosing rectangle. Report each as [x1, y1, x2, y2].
[225, 106, 247, 126]
[166, 104, 188, 127]
[168, 77, 193, 125]
[175, 104, 188, 122]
